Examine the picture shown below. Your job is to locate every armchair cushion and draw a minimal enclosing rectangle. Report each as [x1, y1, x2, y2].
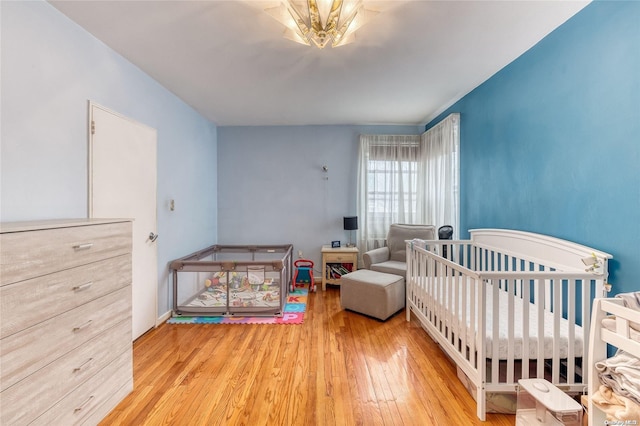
[387, 224, 436, 262]
[363, 224, 436, 277]
[371, 260, 407, 276]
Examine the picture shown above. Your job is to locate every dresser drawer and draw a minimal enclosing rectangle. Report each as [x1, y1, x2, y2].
[0, 286, 131, 391]
[1, 254, 131, 338]
[0, 221, 131, 286]
[324, 252, 357, 263]
[0, 319, 131, 425]
[30, 349, 133, 426]
[82, 379, 133, 426]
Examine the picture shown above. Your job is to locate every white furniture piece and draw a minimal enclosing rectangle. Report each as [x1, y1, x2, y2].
[0, 218, 133, 425]
[516, 378, 583, 425]
[321, 245, 358, 291]
[406, 228, 612, 420]
[588, 296, 640, 425]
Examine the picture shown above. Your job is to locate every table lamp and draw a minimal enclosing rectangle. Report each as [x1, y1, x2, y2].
[343, 216, 358, 247]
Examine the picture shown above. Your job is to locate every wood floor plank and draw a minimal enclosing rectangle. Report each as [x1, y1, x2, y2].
[100, 286, 515, 425]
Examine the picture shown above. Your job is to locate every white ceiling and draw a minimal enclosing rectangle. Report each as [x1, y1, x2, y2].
[49, 0, 590, 126]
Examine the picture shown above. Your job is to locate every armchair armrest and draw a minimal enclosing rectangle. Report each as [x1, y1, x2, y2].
[363, 247, 390, 269]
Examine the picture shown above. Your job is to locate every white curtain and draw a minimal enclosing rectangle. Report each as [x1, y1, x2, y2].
[418, 113, 460, 239]
[357, 113, 460, 251]
[357, 134, 421, 251]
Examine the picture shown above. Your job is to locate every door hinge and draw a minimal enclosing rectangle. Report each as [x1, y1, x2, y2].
[90, 120, 96, 135]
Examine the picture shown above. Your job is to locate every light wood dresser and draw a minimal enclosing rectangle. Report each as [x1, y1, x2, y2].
[0, 218, 133, 425]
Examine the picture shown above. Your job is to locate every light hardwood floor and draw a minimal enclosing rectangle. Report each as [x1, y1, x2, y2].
[101, 285, 515, 425]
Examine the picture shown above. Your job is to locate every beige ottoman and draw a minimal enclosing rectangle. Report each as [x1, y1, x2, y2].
[340, 269, 405, 321]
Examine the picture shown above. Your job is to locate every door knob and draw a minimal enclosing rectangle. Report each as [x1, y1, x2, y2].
[148, 232, 159, 242]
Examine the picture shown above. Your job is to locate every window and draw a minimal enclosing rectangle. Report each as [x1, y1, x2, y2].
[367, 158, 418, 228]
[357, 114, 460, 251]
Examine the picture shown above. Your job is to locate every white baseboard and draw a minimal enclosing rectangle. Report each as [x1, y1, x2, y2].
[156, 310, 172, 326]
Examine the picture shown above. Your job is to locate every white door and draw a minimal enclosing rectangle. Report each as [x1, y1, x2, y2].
[89, 102, 158, 341]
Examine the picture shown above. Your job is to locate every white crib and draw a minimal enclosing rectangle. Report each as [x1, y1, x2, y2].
[406, 229, 612, 421]
[588, 296, 640, 425]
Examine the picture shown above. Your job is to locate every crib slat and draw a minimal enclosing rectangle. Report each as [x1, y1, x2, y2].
[470, 270, 478, 369]
[491, 281, 499, 384]
[552, 278, 561, 383]
[446, 263, 453, 344]
[567, 279, 576, 383]
[536, 279, 545, 378]
[453, 271, 458, 347]
[460, 273, 468, 360]
[582, 281, 591, 384]
[506, 279, 515, 384]
[522, 278, 530, 379]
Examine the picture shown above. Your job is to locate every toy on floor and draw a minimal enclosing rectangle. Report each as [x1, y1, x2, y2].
[292, 259, 315, 292]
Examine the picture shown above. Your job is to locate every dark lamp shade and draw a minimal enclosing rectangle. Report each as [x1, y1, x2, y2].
[343, 216, 358, 231]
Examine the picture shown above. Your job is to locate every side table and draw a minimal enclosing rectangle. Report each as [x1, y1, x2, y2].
[321, 245, 359, 291]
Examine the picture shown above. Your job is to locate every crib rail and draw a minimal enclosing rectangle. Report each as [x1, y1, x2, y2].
[406, 239, 609, 420]
[588, 298, 640, 426]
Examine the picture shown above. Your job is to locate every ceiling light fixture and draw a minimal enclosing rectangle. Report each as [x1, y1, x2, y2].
[265, 0, 378, 48]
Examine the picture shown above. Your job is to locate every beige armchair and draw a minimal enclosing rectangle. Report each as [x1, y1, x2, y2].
[362, 224, 436, 276]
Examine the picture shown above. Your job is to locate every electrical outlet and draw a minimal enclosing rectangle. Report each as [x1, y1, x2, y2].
[298, 250, 303, 258]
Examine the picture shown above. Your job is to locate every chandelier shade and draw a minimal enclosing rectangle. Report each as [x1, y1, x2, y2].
[265, 0, 378, 48]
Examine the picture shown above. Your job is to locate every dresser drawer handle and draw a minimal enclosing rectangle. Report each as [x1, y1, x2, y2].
[73, 357, 94, 372]
[72, 282, 93, 292]
[74, 395, 95, 413]
[72, 320, 93, 332]
[73, 243, 94, 251]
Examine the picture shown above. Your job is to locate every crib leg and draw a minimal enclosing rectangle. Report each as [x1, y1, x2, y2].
[477, 385, 486, 421]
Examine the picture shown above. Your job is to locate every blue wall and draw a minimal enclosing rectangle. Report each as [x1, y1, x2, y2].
[0, 1, 218, 316]
[217, 125, 421, 270]
[427, 0, 640, 294]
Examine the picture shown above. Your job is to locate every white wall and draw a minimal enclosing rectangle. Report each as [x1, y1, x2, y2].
[0, 1, 218, 317]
